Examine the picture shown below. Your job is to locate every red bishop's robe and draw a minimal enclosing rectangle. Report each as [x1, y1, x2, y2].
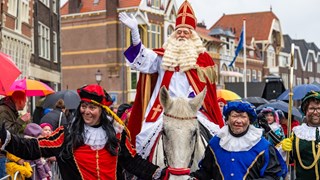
[127, 48, 224, 145]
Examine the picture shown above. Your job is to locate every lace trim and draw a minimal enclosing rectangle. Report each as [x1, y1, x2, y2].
[293, 123, 319, 141]
[218, 125, 263, 152]
[83, 124, 107, 150]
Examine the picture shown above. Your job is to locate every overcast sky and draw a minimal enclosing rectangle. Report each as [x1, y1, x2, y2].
[177, 0, 320, 47]
[60, 0, 320, 47]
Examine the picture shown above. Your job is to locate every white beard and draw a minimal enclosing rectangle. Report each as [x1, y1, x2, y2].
[162, 31, 206, 72]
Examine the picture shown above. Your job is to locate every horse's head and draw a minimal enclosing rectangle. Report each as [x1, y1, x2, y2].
[159, 86, 206, 178]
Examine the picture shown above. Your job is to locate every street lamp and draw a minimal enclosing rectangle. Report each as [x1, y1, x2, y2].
[95, 69, 103, 85]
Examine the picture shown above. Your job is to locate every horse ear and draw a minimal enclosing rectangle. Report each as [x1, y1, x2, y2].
[189, 87, 207, 111]
[160, 86, 171, 109]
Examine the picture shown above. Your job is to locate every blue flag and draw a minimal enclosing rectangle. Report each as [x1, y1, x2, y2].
[228, 29, 244, 67]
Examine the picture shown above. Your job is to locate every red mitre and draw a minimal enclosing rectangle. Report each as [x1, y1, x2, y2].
[175, 0, 197, 30]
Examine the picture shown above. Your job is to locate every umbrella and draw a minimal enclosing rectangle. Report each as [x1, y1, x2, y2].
[7, 78, 55, 96]
[242, 97, 269, 107]
[277, 84, 320, 101]
[42, 90, 81, 109]
[0, 52, 21, 95]
[217, 89, 241, 101]
[256, 100, 303, 120]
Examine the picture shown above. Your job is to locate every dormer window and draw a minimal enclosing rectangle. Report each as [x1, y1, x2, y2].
[150, 0, 160, 9]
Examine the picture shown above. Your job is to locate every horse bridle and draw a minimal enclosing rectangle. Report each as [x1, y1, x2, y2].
[162, 112, 198, 176]
[163, 112, 197, 120]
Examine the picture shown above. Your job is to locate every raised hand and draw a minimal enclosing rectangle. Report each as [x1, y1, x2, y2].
[119, 12, 140, 45]
[119, 12, 138, 30]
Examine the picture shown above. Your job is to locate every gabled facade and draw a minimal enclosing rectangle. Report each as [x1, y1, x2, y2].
[209, 11, 283, 87]
[280, 35, 320, 88]
[60, 0, 178, 105]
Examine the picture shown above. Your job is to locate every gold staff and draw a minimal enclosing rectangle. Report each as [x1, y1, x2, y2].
[286, 43, 294, 167]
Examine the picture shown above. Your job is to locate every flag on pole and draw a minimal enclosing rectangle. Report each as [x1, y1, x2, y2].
[228, 29, 244, 67]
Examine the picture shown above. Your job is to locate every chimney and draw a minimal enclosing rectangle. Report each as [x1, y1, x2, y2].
[69, 0, 82, 14]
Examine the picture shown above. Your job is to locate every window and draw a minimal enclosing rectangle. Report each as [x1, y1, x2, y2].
[239, 68, 244, 82]
[252, 70, 257, 82]
[279, 55, 288, 67]
[151, 0, 160, 8]
[8, 0, 17, 16]
[246, 69, 251, 82]
[296, 78, 302, 86]
[267, 46, 275, 67]
[53, 32, 58, 63]
[130, 70, 138, 90]
[281, 73, 288, 89]
[2, 36, 30, 79]
[53, 0, 57, 13]
[38, 23, 50, 60]
[308, 60, 313, 72]
[258, 71, 262, 82]
[148, 24, 161, 49]
[317, 62, 320, 73]
[21, 0, 29, 23]
[167, 25, 174, 37]
[310, 77, 315, 84]
[226, 38, 229, 50]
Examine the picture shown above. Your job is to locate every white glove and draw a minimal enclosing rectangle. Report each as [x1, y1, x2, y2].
[119, 12, 140, 45]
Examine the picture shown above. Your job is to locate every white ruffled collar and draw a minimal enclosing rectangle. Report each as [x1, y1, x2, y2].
[83, 124, 107, 150]
[218, 125, 263, 152]
[293, 123, 319, 141]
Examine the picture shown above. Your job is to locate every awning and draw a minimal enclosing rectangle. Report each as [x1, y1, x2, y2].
[220, 71, 243, 77]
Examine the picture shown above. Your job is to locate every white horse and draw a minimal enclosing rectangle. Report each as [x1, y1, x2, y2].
[150, 87, 209, 180]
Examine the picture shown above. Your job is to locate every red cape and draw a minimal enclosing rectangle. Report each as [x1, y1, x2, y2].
[127, 48, 224, 145]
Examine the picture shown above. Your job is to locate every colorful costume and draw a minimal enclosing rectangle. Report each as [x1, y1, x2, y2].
[123, 1, 222, 158]
[281, 90, 320, 179]
[2, 125, 159, 180]
[291, 123, 320, 179]
[0, 84, 161, 180]
[191, 101, 287, 179]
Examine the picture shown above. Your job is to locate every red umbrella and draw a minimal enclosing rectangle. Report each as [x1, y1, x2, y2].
[0, 52, 21, 95]
[7, 78, 55, 96]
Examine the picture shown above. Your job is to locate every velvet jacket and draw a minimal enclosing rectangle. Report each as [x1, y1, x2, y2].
[3, 126, 159, 180]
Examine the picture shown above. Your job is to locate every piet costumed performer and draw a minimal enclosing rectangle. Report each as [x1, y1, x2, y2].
[282, 91, 320, 179]
[190, 101, 287, 179]
[0, 84, 166, 180]
[119, 0, 222, 158]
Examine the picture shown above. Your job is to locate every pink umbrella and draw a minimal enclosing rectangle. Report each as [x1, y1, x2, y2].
[0, 52, 21, 95]
[7, 78, 55, 96]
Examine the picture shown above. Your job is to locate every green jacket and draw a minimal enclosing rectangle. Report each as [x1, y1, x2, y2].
[0, 97, 27, 134]
[293, 132, 320, 180]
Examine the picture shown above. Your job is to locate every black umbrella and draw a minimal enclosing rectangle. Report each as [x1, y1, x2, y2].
[42, 90, 80, 109]
[256, 100, 303, 121]
[242, 97, 269, 107]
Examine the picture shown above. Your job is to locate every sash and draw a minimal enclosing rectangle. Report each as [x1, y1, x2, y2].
[145, 71, 174, 122]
